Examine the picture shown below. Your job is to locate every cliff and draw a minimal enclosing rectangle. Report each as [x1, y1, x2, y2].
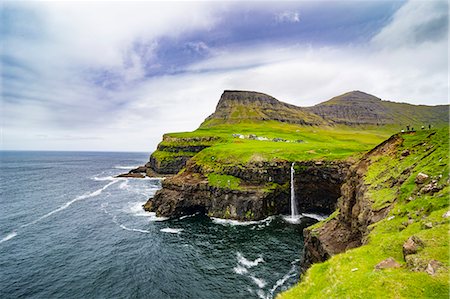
[280, 128, 449, 298]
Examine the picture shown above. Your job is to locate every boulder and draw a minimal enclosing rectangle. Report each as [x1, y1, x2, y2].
[414, 172, 429, 184]
[375, 257, 401, 270]
[425, 260, 444, 276]
[403, 236, 424, 258]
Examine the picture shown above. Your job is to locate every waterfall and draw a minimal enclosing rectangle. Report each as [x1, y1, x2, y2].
[290, 162, 298, 218]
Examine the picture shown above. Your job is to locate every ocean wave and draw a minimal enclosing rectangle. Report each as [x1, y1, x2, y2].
[0, 231, 18, 244]
[179, 212, 200, 220]
[160, 228, 183, 234]
[211, 216, 274, 226]
[123, 202, 168, 221]
[267, 259, 300, 299]
[233, 265, 248, 275]
[114, 165, 140, 170]
[237, 252, 264, 268]
[301, 213, 328, 221]
[250, 276, 267, 289]
[21, 180, 119, 229]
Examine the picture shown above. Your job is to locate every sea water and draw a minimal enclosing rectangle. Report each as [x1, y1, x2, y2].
[0, 151, 318, 299]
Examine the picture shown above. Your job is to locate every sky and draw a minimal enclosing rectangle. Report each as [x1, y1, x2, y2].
[1, 0, 448, 151]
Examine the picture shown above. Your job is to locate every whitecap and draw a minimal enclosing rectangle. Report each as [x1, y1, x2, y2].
[211, 216, 274, 226]
[237, 252, 264, 268]
[233, 265, 248, 275]
[250, 276, 267, 288]
[301, 213, 328, 221]
[119, 179, 129, 190]
[0, 231, 18, 244]
[179, 212, 200, 220]
[119, 224, 150, 234]
[160, 228, 183, 234]
[267, 259, 300, 299]
[114, 165, 140, 170]
[93, 175, 116, 181]
[123, 202, 168, 221]
[21, 180, 119, 229]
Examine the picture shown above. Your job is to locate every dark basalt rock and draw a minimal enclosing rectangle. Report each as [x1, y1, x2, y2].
[301, 134, 404, 270]
[143, 172, 289, 220]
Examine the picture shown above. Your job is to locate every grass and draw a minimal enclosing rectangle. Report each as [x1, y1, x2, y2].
[207, 173, 242, 190]
[279, 128, 450, 299]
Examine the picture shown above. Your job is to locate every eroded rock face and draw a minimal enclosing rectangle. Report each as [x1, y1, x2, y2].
[294, 162, 349, 214]
[143, 160, 348, 221]
[301, 134, 404, 269]
[144, 172, 289, 220]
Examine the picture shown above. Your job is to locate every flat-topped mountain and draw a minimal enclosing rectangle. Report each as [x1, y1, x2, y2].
[307, 90, 449, 126]
[201, 90, 326, 127]
[202, 90, 448, 127]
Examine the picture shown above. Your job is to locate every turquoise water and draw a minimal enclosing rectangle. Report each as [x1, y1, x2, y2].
[0, 151, 317, 298]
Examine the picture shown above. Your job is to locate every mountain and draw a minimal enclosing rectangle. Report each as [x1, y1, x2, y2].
[201, 90, 448, 128]
[200, 90, 326, 127]
[306, 90, 449, 126]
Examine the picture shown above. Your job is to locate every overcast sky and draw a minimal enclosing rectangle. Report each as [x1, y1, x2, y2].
[1, 0, 448, 151]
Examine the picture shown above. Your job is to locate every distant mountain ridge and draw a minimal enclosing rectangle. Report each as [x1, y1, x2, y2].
[202, 90, 449, 128]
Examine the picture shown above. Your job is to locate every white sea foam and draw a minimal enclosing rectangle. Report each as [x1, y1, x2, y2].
[102, 204, 151, 234]
[93, 175, 117, 181]
[301, 213, 328, 221]
[21, 180, 119, 229]
[233, 265, 248, 275]
[119, 224, 150, 234]
[0, 231, 18, 244]
[283, 215, 303, 224]
[211, 216, 274, 226]
[250, 276, 267, 288]
[179, 212, 200, 220]
[124, 202, 168, 221]
[237, 252, 264, 268]
[267, 259, 300, 299]
[119, 179, 129, 190]
[114, 165, 140, 170]
[160, 228, 183, 234]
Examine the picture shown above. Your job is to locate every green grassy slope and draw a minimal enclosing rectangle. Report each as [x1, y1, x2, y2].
[159, 121, 394, 173]
[279, 128, 450, 299]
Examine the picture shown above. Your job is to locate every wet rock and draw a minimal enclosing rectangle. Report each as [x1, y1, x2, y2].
[425, 260, 444, 276]
[415, 172, 429, 184]
[116, 173, 145, 178]
[375, 257, 401, 270]
[403, 236, 424, 258]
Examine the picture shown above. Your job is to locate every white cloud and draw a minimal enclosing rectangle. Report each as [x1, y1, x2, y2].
[275, 11, 300, 23]
[2, 1, 448, 151]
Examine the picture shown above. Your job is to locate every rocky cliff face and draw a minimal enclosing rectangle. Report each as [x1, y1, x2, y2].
[144, 159, 348, 220]
[301, 134, 404, 269]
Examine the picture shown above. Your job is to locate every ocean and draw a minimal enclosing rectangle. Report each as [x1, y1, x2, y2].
[0, 151, 317, 299]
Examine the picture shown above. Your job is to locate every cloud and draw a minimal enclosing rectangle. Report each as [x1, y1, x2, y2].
[275, 11, 300, 23]
[1, 1, 448, 151]
[372, 0, 448, 47]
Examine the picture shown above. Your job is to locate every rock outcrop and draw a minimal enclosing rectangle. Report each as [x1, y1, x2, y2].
[301, 134, 404, 269]
[144, 159, 348, 220]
